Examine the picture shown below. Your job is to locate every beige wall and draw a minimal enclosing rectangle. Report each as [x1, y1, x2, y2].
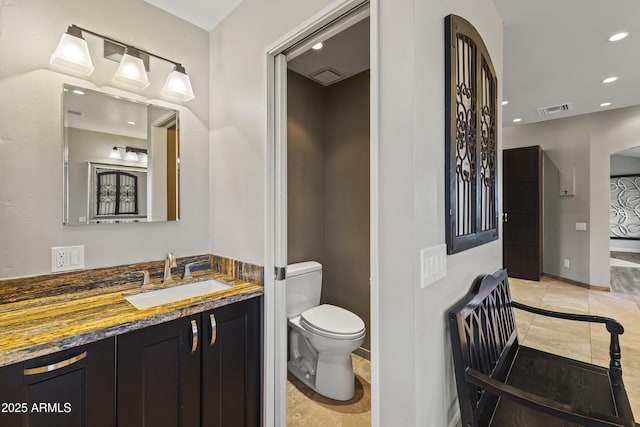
[0, 0, 210, 278]
[324, 71, 370, 350]
[504, 105, 640, 287]
[287, 71, 327, 266]
[287, 70, 371, 350]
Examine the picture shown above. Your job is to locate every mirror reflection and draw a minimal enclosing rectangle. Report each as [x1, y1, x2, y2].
[63, 85, 180, 225]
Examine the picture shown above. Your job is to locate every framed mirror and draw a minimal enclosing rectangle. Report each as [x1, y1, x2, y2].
[63, 84, 180, 225]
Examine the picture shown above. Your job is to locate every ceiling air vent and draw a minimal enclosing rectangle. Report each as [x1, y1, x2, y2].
[310, 68, 344, 86]
[537, 103, 573, 116]
[67, 110, 83, 117]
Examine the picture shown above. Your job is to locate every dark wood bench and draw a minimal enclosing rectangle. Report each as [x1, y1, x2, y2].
[449, 269, 637, 427]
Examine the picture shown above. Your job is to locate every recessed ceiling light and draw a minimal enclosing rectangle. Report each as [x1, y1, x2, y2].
[312, 42, 323, 50]
[609, 32, 629, 42]
[127, 121, 136, 125]
[600, 102, 612, 107]
[603, 76, 618, 84]
[513, 118, 522, 123]
[72, 89, 85, 95]
[502, 100, 509, 106]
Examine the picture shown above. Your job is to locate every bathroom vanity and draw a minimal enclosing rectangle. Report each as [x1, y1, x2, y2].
[0, 258, 263, 427]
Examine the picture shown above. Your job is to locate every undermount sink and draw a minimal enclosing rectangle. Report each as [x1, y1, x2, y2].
[125, 279, 232, 310]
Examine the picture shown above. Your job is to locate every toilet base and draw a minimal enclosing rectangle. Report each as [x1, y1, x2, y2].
[287, 344, 355, 401]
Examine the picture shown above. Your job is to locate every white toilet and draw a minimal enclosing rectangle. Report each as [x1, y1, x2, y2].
[286, 261, 366, 401]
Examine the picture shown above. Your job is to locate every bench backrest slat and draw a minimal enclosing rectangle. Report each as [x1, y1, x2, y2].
[449, 269, 518, 426]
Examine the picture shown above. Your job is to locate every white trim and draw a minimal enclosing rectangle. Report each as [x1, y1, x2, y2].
[264, 2, 377, 426]
[369, 1, 379, 425]
[263, 48, 276, 427]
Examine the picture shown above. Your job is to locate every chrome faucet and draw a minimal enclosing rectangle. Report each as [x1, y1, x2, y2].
[163, 253, 177, 282]
[129, 270, 150, 286]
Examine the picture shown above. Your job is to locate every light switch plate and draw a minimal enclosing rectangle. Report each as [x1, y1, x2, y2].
[420, 244, 447, 289]
[51, 245, 85, 272]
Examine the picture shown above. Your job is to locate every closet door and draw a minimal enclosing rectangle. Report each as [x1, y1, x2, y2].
[503, 145, 542, 281]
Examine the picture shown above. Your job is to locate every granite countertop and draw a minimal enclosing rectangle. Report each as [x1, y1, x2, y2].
[0, 270, 263, 368]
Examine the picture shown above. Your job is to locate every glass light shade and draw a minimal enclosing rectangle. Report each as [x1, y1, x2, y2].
[50, 32, 94, 75]
[162, 70, 195, 102]
[125, 151, 139, 162]
[113, 53, 150, 89]
[108, 147, 122, 160]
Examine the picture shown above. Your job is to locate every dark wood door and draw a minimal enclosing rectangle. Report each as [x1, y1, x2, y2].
[503, 146, 542, 281]
[0, 337, 115, 427]
[117, 315, 201, 427]
[201, 297, 261, 427]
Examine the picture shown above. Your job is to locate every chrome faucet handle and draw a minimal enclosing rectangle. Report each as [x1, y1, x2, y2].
[183, 261, 210, 279]
[130, 270, 150, 286]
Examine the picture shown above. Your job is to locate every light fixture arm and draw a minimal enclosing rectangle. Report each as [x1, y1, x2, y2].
[69, 24, 183, 69]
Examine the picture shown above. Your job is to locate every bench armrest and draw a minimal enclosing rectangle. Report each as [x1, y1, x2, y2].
[466, 367, 634, 427]
[511, 301, 624, 377]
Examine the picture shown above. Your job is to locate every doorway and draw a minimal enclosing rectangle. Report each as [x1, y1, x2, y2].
[265, 1, 376, 426]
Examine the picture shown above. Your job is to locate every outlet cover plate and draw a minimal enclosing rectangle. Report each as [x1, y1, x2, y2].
[51, 245, 85, 272]
[420, 244, 447, 289]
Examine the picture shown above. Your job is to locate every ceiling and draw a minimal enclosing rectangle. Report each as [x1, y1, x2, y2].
[143, 0, 242, 31]
[495, 0, 640, 126]
[141, 1, 640, 126]
[288, 18, 370, 86]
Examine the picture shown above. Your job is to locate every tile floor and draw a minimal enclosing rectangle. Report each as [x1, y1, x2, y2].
[286, 276, 640, 425]
[287, 353, 371, 426]
[510, 275, 640, 421]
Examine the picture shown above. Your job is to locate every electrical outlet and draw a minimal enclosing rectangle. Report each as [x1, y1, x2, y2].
[564, 259, 570, 268]
[51, 246, 85, 272]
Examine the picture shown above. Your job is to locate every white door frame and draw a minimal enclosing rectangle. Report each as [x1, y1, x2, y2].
[264, 1, 380, 425]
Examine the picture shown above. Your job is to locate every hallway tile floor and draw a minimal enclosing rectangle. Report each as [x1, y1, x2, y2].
[287, 353, 371, 426]
[510, 276, 640, 421]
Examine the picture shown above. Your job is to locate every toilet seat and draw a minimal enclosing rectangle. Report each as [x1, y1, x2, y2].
[300, 304, 365, 340]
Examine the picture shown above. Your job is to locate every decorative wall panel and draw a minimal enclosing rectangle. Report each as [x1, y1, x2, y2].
[445, 15, 499, 254]
[610, 175, 640, 240]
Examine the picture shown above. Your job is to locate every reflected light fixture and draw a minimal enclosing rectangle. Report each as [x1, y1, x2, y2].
[600, 102, 612, 107]
[603, 76, 618, 84]
[113, 47, 150, 89]
[312, 42, 324, 50]
[109, 147, 122, 160]
[51, 24, 195, 102]
[501, 100, 509, 106]
[50, 25, 94, 75]
[512, 118, 522, 123]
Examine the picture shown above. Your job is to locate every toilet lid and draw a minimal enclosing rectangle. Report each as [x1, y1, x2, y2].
[300, 304, 365, 337]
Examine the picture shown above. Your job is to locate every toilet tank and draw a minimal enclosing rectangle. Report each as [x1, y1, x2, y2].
[286, 261, 322, 319]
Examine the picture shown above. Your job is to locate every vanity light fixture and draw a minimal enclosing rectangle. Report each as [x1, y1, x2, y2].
[603, 76, 618, 84]
[501, 100, 509, 106]
[600, 102, 612, 107]
[312, 42, 324, 50]
[513, 118, 522, 123]
[51, 24, 195, 102]
[50, 26, 94, 75]
[109, 146, 148, 162]
[113, 47, 150, 89]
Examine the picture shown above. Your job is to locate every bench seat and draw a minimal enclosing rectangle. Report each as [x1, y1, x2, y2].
[449, 269, 636, 427]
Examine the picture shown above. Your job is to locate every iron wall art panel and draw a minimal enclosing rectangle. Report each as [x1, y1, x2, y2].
[610, 174, 640, 240]
[445, 14, 499, 254]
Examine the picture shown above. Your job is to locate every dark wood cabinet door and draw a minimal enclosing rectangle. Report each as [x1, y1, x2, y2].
[201, 297, 261, 427]
[503, 146, 543, 281]
[117, 315, 201, 427]
[0, 337, 115, 427]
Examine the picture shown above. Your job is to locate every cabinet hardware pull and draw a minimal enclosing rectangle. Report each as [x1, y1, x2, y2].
[210, 313, 217, 346]
[23, 351, 87, 376]
[191, 319, 198, 354]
